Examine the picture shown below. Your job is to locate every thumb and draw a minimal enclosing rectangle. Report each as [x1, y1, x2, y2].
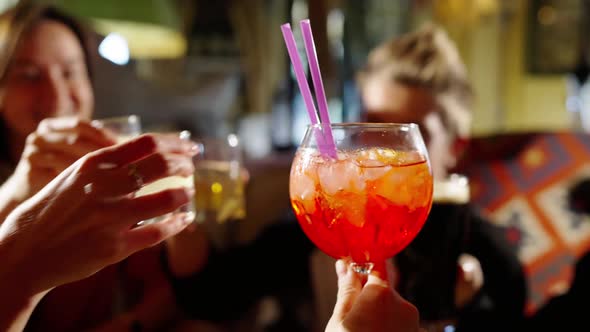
[372, 259, 396, 288]
[330, 259, 362, 323]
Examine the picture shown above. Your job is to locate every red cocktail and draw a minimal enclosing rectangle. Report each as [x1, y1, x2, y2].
[290, 123, 433, 273]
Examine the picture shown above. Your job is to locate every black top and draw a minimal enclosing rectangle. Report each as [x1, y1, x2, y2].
[170, 219, 315, 325]
[171, 203, 527, 331]
[525, 250, 590, 331]
[397, 202, 527, 331]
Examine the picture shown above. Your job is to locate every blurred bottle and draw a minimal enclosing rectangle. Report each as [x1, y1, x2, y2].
[271, 81, 293, 150]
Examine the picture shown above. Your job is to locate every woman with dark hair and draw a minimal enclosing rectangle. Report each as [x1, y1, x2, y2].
[0, 3, 191, 331]
[0, 3, 97, 219]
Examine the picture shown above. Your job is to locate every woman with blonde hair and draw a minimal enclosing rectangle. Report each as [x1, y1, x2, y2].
[355, 25, 527, 331]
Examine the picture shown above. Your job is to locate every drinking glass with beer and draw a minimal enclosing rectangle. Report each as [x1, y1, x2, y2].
[193, 133, 246, 248]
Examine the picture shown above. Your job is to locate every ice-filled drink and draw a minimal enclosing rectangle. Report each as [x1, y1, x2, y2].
[289, 123, 433, 273]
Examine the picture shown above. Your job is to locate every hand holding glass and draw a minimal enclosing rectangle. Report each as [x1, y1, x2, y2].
[93, 116, 195, 224]
[137, 131, 195, 224]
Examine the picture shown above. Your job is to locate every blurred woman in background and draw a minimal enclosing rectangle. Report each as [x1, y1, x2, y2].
[165, 23, 527, 332]
[0, 4, 98, 218]
[0, 3, 191, 331]
[355, 24, 527, 331]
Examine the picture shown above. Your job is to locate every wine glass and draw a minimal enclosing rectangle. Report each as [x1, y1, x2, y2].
[289, 123, 433, 274]
[92, 115, 142, 142]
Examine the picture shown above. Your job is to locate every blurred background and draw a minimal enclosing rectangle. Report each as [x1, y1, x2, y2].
[3, 0, 590, 318]
[2, 0, 587, 158]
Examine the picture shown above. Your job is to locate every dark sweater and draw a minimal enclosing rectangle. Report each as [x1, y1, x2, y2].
[171, 204, 527, 331]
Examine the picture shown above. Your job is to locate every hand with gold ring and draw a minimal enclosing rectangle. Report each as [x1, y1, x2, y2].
[0, 133, 196, 331]
[127, 163, 144, 190]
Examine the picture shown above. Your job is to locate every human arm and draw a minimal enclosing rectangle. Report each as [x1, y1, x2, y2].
[0, 251, 49, 332]
[0, 117, 116, 221]
[0, 133, 196, 332]
[86, 282, 178, 332]
[87, 246, 182, 332]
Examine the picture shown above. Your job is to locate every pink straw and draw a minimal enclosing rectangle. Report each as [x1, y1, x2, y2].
[280, 23, 337, 158]
[299, 19, 337, 153]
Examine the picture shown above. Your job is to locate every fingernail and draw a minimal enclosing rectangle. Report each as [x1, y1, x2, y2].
[187, 142, 199, 154]
[185, 187, 195, 197]
[180, 211, 195, 224]
[179, 130, 191, 141]
[90, 120, 104, 129]
[183, 211, 195, 223]
[336, 260, 348, 278]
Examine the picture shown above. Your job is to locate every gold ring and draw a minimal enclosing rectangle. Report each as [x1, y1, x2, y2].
[127, 164, 144, 190]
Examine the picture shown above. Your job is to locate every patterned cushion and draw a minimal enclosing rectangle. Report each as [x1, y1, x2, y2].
[461, 132, 590, 313]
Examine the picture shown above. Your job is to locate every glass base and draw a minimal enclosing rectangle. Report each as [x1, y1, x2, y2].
[350, 262, 374, 275]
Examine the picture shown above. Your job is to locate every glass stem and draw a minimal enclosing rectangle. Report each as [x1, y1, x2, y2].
[350, 262, 374, 275]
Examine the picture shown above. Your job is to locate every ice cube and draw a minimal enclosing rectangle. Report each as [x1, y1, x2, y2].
[373, 163, 433, 210]
[336, 150, 349, 161]
[318, 160, 365, 195]
[291, 172, 316, 201]
[372, 167, 412, 206]
[290, 167, 318, 213]
[355, 148, 400, 166]
[379, 149, 397, 160]
[361, 165, 392, 182]
[318, 163, 341, 195]
[329, 191, 367, 227]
